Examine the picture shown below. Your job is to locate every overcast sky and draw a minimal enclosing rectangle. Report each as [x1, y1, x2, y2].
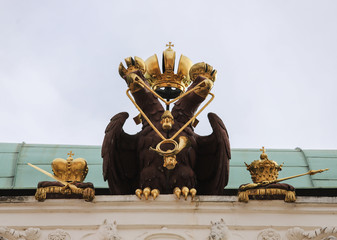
[0, 1, 336, 149]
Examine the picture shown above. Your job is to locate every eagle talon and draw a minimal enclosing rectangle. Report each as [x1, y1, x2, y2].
[190, 188, 197, 200]
[174, 187, 197, 200]
[135, 189, 142, 199]
[174, 187, 181, 199]
[135, 188, 160, 200]
[143, 187, 151, 200]
[182, 186, 189, 200]
[151, 189, 160, 200]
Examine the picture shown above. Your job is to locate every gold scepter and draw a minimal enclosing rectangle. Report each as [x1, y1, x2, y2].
[240, 168, 329, 191]
[27, 163, 79, 191]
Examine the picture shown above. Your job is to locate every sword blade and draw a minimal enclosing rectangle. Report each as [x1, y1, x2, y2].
[27, 163, 67, 186]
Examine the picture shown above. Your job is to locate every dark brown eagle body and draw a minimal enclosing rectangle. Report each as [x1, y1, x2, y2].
[102, 73, 230, 195]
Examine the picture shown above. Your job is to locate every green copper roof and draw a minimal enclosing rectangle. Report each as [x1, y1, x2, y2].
[0, 142, 336, 190]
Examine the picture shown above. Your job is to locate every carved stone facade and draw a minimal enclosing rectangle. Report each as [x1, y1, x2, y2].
[257, 228, 281, 240]
[0, 227, 40, 240]
[286, 227, 337, 240]
[209, 219, 231, 240]
[81, 220, 122, 240]
[0, 195, 337, 240]
[47, 229, 70, 240]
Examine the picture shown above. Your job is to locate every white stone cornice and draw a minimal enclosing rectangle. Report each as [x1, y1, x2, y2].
[1, 195, 337, 204]
[1, 195, 337, 239]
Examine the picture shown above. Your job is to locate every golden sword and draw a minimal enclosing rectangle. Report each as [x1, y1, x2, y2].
[27, 163, 69, 186]
[240, 168, 329, 190]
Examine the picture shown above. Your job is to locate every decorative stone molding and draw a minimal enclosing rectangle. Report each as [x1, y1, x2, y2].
[135, 228, 193, 240]
[257, 228, 280, 240]
[209, 219, 232, 240]
[81, 220, 122, 240]
[143, 233, 186, 240]
[48, 229, 71, 240]
[286, 227, 337, 240]
[0, 227, 40, 240]
[286, 227, 304, 240]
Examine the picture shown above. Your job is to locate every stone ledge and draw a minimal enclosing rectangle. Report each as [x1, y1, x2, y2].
[1, 194, 337, 203]
[1, 195, 337, 239]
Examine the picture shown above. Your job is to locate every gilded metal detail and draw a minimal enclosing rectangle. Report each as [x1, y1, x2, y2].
[120, 43, 193, 93]
[135, 189, 142, 199]
[166, 41, 174, 49]
[244, 147, 283, 183]
[135, 187, 160, 200]
[126, 79, 215, 141]
[193, 78, 214, 98]
[150, 136, 189, 169]
[35, 184, 95, 202]
[143, 187, 151, 200]
[29, 152, 95, 202]
[238, 146, 329, 203]
[189, 62, 217, 82]
[126, 79, 214, 170]
[182, 186, 189, 200]
[238, 188, 296, 203]
[119, 56, 146, 78]
[173, 186, 197, 200]
[174, 187, 181, 199]
[144, 43, 193, 92]
[190, 188, 197, 199]
[161, 110, 174, 130]
[151, 189, 160, 200]
[52, 152, 88, 182]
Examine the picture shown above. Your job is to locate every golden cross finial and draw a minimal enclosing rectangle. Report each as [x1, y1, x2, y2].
[67, 151, 74, 158]
[260, 146, 265, 154]
[166, 42, 174, 49]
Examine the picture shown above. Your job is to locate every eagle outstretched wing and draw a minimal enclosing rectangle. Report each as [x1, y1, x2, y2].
[194, 112, 231, 195]
[102, 112, 139, 194]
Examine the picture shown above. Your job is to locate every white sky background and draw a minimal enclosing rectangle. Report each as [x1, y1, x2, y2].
[0, 1, 336, 149]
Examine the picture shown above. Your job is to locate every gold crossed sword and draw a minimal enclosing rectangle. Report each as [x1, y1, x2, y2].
[27, 163, 77, 190]
[240, 168, 329, 190]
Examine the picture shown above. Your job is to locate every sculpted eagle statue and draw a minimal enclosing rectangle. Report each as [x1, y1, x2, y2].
[102, 44, 230, 200]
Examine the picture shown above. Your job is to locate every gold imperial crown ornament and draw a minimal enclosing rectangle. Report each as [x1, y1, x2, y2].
[52, 151, 88, 182]
[238, 147, 329, 203]
[245, 146, 283, 183]
[29, 151, 95, 202]
[144, 42, 193, 93]
[119, 42, 217, 99]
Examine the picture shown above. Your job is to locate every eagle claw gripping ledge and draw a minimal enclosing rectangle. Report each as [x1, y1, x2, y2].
[102, 43, 231, 200]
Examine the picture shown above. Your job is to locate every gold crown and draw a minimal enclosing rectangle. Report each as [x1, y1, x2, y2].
[51, 151, 88, 182]
[245, 147, 283, 183]
[144, 42, 193, 92]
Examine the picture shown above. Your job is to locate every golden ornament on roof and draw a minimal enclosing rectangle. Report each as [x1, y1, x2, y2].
[119, 42, 194, 97]
[144, 43, 193, 93]
[238, 147, 329, 203]
[244, 146, 283, 183]
[29, 151, 94, 202]
[52, 151, 88, 182]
